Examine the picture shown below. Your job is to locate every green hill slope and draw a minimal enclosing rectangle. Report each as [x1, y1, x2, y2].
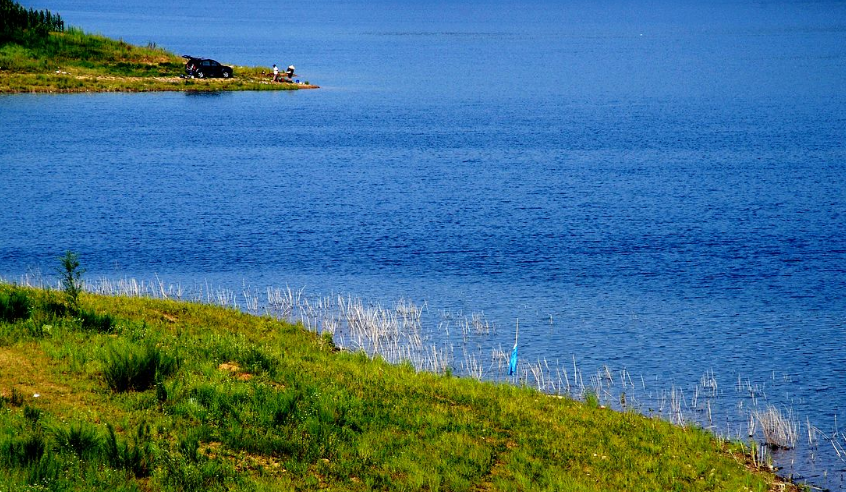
[0, 282, 793, 491]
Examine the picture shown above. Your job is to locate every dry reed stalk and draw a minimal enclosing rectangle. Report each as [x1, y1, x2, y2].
[462, 351, 484, 381]
[753, 405, 798, 449]
[700, 369, 718, 397]
[489, 346, 508, 377]
[603, 365, 614, 384]
[529, 361, 545, 392]
[241, 286, 260, 315]
[669, 386, 685, 427]
[572, 356, 579, 390]
[589, 370, 605, 400]
[832, 438, 845, 460]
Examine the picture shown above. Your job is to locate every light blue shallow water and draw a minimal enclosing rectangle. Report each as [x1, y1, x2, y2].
[3, 0, 846, 486]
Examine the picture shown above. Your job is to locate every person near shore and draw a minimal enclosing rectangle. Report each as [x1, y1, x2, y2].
[272, 64, 279, 82]
[286, 65, 295, 80]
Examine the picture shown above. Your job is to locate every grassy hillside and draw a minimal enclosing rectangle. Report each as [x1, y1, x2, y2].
[0, 280, 794, 491]
[0, 25, 183, 75]
[0, 25, 314, 92]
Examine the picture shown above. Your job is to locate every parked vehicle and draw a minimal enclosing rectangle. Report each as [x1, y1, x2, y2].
[182, 55, 233, 78]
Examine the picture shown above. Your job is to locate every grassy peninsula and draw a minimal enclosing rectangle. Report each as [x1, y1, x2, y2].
[0, 0, 315, 93]
[0, 274, 796, 491]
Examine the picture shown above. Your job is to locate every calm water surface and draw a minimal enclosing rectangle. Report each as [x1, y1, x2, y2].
[3, 0, 846, 487]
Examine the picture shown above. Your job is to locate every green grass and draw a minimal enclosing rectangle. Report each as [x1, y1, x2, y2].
[0, 26, 315, 93]
[0, 283, 793, 491]
[0, 26, 182, 74]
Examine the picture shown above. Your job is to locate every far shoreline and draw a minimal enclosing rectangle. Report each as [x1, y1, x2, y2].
[1, 22, 318, 94]
[0, 72, 320, 94]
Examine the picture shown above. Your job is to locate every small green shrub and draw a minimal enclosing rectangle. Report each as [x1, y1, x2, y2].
[43, 297, 67, 318]
[0, 288, 31, 322]
[105, 422, 156, 477]
[18, 319, 47, 338]
[160, 443, 235, 492]
[237, 346, 278, 377]
[320, 331, 336, 351]
[1, 430, 46, 466]
[583, 389, 600, 409]
[58, 250, 84, 312]
[25, 452, 61, 489]
[54, 421, 102, 459]
[9, 387, 24, 407]
[155, 372, 169, 404]
[23, 405, 41, 426]
[79, 308, 115, 332]
[103, 342, 177, 393]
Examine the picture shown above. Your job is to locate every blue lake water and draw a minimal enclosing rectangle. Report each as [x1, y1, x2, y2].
[3, 0, 846, 487]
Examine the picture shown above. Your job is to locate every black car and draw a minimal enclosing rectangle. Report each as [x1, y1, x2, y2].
[182, 55, 233, 78]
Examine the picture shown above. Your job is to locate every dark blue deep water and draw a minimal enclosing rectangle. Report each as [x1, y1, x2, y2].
[2, 0, 846, 487]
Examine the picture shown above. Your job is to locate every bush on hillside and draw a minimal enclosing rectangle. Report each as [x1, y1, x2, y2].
[0, 288, 30, 322]
[103, 342, 177, 392]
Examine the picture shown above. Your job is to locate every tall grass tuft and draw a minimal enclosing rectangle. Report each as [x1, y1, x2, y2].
[22, 405, 41, 426]
[237, 345, 278, 377]
[102, 341, 177, 392]
[78, 308, 115, 332]
[0, 287, 31, 322]
[6, 388, 24, 407]
[105, 422, 157, 477]
[54, 421, 102, 459]
[1, 430, 46, 466]
[583, 389, 600, 409]
[26, 453, 61, 489]
[160, 431, 236, 492]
